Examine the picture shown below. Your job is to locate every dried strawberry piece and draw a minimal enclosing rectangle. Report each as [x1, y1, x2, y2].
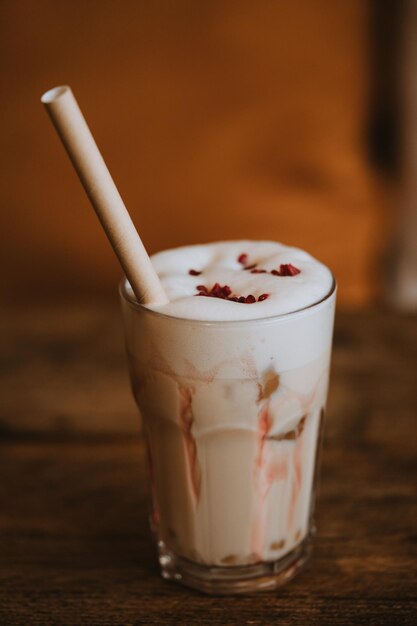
[238, 253, 264, 272]
[210, 283, 223, 297]
[195, 283, 233, 299]
[271, 264, 301, 276]
[195, 283, 268, 303]
[189, 269, 202, 276]
[251, 268, 267, 274]
[258, 293, 269, 301]
[279, 263, 301, 276]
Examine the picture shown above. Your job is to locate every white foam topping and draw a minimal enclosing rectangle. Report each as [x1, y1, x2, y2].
[134, 241, 334, 321]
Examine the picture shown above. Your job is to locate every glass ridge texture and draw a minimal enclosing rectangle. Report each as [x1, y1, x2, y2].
[120, 277, 336, 594]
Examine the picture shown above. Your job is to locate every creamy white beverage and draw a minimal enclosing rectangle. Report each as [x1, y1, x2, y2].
[148, 240, 333, 320]
[121, 240, 336, 593]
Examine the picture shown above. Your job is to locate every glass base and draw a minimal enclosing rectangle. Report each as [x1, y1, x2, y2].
[157, 532, 312, 595]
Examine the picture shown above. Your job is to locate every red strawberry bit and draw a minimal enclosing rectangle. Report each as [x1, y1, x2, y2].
[189, 269, 202, 276]
[195, 283, 267, 303]
[280, 263, 301, 276]
[251, 269, 267, 274]
[238, 253, 264, 272]
[258, 293, 269, 301]
[238, 253, 258, 270]
[271, 264, 301, 277]
[195, 283, 233, 299]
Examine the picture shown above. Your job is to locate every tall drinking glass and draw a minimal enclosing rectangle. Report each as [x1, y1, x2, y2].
[120, 277, 336, 594]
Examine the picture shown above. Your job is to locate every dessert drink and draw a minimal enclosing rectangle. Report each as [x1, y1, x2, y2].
[120, 240, 336, 593]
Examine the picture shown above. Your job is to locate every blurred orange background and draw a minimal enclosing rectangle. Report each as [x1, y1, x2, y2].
[1, 0, 393, 307]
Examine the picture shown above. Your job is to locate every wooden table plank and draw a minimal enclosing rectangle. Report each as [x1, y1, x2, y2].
[0, 309, 416, 624]
[0, 435, 415, 625]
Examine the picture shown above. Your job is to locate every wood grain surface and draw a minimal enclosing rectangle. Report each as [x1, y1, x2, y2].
[0, 306, 416, 625]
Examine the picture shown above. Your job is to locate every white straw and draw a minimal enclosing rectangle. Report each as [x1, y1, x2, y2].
[41, 85, 168, 305]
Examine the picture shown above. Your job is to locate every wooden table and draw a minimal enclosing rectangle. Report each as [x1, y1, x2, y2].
[1, 306, 416, 625]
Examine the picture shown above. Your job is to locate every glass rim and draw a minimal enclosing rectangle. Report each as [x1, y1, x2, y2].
[119, 274, 337, 327]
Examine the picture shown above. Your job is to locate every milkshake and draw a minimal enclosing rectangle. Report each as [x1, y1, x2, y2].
[120, 240, 336, 593]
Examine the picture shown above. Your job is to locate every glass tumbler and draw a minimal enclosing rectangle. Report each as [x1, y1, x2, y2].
[120, 278, 336, 594]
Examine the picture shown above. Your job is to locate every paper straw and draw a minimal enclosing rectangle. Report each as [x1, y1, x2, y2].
[41, 85, 168, 305]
